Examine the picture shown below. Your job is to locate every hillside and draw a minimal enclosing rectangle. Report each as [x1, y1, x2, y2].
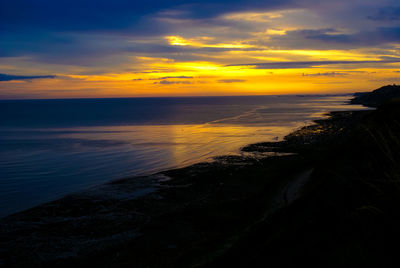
[351, 84, 400, 107]
[206, 100, 400, 267]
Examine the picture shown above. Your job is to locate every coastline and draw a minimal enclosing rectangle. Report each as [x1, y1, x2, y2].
[0, 95, 363, 219]
[0, 103, 375, 267]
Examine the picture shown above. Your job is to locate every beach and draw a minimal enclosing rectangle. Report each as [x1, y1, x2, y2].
[0, 95, 366, 218]
[0, 103, 378, 267]
[2, 86, 400, 267]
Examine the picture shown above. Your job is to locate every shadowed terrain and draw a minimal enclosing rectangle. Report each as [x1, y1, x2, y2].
[351, 84, 400, 107]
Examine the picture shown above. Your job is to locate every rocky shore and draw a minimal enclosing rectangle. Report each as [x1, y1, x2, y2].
[1, 85, 400, 267]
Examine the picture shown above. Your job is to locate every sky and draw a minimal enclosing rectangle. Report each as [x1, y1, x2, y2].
[1, 0, 400, 98]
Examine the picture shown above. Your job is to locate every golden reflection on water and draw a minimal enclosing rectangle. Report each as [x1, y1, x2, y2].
[39, 97, 369, 177]
[166, 124, 297, 165]
[56, 99, 370, 170]
[58, 123, 299, 169]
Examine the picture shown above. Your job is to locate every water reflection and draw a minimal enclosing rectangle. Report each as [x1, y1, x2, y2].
[0, 95, 370, 217]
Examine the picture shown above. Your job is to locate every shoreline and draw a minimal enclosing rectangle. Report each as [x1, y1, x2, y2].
[0, 103, 374, 267]
[0, 101, 364, 220]
[0, 95, 368, 219]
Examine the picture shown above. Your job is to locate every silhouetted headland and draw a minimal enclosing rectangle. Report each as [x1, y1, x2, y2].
[1, 86, 400, 267]
[351, 84, 400, 107]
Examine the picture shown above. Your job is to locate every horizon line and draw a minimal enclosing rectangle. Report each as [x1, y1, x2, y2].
[0, 92, 358, 101]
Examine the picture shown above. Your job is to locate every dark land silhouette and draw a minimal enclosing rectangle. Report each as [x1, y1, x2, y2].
[351, 84, 400, 107]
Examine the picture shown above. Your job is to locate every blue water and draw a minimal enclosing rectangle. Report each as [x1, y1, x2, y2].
[0, 95, 368, 218]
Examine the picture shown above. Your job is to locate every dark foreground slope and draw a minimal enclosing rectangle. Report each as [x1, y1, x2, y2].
[207, 100, 400, 267]
[1, 94, 400, 267]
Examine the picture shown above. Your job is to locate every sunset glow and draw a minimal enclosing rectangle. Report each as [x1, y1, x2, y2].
[2, 1, 400, 98]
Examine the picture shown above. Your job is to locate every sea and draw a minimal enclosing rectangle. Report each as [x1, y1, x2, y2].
[0, 95, 369, 218]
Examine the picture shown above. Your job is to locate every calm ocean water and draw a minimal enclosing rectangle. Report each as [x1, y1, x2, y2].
[0, 95, 368, 217]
